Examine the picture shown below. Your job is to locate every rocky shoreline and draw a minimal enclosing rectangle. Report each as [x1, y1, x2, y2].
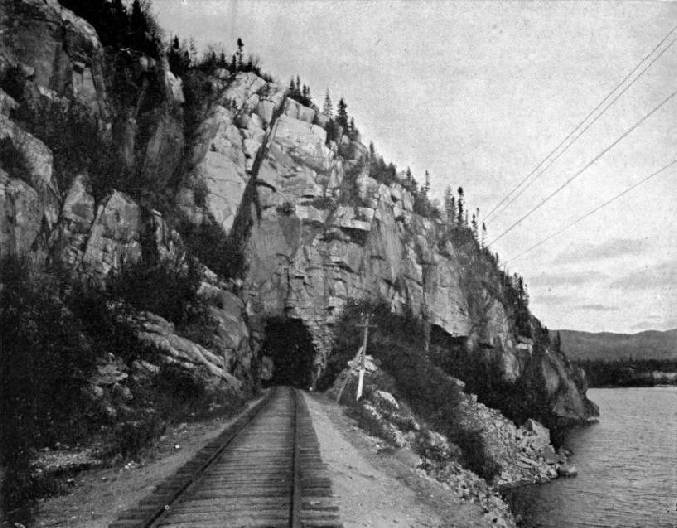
[333, 358, 583, 527]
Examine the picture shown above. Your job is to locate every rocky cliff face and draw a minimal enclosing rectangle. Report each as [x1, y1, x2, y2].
[0, 0, 597, 427]
[0, 0, 251, 404]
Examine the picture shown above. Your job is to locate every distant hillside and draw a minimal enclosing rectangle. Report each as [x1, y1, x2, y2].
[553, 329, 677, 361]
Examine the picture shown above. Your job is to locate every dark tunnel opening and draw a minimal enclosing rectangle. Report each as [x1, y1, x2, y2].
[260, 318, 316, 389]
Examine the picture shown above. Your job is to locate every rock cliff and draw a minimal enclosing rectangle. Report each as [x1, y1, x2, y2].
[0, 0, 597, 430]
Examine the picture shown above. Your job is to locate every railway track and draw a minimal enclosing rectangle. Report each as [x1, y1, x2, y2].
[110, 387, 342, 527]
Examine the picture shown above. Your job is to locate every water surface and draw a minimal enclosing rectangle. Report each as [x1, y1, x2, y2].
[509, 387, 677, 527]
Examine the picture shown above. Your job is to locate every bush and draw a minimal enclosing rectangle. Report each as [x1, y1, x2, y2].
[368, 156, 399, 186]
[0, 258, 104, 513]
[324, 297, 506, 479]
[154, 363, 207, 402]
[107, 256, 202, 327]
[311, 196, 335, 210]
[177, 217, 247, 281]
[57, 0, 161, 57]
[276, 201, 294, 216]
[345, 405, 393, 443]
[3, 90, 121, 202]
[65, 277, 160, 365]
[106, 417, 166, 461]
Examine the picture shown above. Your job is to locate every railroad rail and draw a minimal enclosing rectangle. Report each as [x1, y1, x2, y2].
[110, 387, 342, 527]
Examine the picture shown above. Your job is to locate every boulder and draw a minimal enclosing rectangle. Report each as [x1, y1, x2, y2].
[373, 390, 399, 411]
[135, 311, 242, 393]
[271, 116, 332, 172]
[524, 419, 551, 450]
[283, 98, 315, 124]
[557, 464, 578, 477]
[0, 89, 17, 116]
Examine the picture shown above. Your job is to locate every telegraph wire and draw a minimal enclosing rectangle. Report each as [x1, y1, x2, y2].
[487, 36, 677, 224]
[486, 38, 677, 224]
[486, 33, 677, 224]
[487, 87, 677, 247]
[484, 23, 677, 224]
[504, 159, 677, 265]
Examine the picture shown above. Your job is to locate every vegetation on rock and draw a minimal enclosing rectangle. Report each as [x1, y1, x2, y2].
[58, 0, 162, 57]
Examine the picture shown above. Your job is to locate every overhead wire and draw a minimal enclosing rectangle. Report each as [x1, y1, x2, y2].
[504, 158, 677, 265]
[487, 37, 677, 224]
[484, 23, 677, 224]
[486, 87, 677, 248]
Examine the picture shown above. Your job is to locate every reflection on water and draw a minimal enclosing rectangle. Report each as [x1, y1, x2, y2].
[508, 387, 677, 527]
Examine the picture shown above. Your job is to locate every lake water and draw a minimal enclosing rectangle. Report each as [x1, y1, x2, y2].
[508, 387, 677, 527]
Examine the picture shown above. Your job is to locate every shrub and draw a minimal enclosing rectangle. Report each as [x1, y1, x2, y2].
[310, 196, 335, 210]
[324, 297, 506, 478]
[154, 363, 206, 402]
[107, 255, 202, 327]
[345, 405, 393, 443]
[4, 92, 120, 202]
[368, 156, 399, 186]
[176, 217, 247, 281]
[57, 0, 162, 57]
[276, 201, 294, 216]
[64, 277, 159, 365]
[0, 257, 104, 513]
[106, 417, 166, 462]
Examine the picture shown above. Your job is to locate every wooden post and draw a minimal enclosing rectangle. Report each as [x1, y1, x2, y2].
[422, 263, 431, 357]
[355, 314, 377, 400]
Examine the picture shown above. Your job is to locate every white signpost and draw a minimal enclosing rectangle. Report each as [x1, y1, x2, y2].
[355, 314, 377, 400]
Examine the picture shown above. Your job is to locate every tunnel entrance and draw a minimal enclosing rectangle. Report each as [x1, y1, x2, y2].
[260, 317, 317, 389]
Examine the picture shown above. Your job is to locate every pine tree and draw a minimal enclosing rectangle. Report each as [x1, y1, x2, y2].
[130, 0, 147, 50]
[337, 98, 348, 129]
[423, 170, 431, 198]
[349, 118, 358, 140]
[554, 331, 563, 353]
[443, 185, 455, 224]
[323, 89, 333, 118]
[112, 0, 126, 45]
[471, 213, 478, 239]
[404, 167, 416, 194]
[188, 37, 198, 65]
[457, 186, 465, 225]
[517, 276, 529, 306]
[237, 38, 244, 69]
[482, 223, 487, 247]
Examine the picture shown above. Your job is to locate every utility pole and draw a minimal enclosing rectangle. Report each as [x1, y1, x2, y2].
[422, 263, 431, 357]
[355, 314, 377, 400]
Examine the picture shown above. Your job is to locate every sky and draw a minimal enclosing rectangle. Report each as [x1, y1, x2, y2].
[153, 0, 677, 333]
